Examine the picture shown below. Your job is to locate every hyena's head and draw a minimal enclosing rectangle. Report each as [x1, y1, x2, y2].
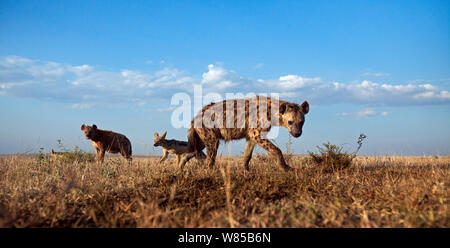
[81, 124, 98, 140]
[153, 131, 167, 147]
[279, 101, 309, 138]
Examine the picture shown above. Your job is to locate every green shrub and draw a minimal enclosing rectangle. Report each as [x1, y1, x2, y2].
[50, 139, 95, 163]
[309, 134, 366, 172]
[37, 147, 50, 167]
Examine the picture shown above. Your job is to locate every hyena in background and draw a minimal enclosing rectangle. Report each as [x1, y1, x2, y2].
[179, 96, 309, 171]
[81, 124, 132, 164]
[154, 131, 206, 167]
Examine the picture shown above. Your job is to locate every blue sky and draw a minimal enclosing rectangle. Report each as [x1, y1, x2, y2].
[0, 0, 449, 155]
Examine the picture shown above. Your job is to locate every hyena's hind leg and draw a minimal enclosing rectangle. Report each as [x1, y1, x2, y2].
[119, 144, 132, 166]
[97, 150, 106, 164]
[179, 152, 196, 170]
[196, 151, 207, 159]
[123, 153, 132, 166]
[243, 139, 256, 170]
[205, 139, 219, 169]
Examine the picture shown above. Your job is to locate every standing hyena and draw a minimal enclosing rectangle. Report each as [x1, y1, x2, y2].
[179, 96, 309, 171]
[81, 124, 132, 164]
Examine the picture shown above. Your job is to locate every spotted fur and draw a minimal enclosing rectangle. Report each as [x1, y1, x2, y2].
[179, 96, 309, 171]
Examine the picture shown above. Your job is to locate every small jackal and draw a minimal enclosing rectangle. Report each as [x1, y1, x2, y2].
[154, 131, 205, 166]
[49, 149, 71, 161]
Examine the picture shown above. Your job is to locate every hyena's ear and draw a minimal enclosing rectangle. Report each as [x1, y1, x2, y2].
[51, 149, 55, 154]
[160, 131, 167, 140]
[92, 124, 97, 130]
[154, 132, 159, 139]
[81, 124, 86, 130]
[279, 102, 288, 114]
[300, 101, 309, 114]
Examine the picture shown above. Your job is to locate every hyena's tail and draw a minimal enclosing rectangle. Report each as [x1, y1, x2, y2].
[187, 125, 205, 155]
[128, 140, 132, 156]
[179, 122, 205, 169]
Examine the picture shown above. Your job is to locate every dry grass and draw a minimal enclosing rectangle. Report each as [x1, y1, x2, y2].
[0, 154, 448, 227]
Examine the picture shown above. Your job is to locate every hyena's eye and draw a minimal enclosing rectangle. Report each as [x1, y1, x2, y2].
[288, 121, 293, 125]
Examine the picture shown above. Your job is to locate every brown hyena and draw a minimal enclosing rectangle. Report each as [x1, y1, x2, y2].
[153, 131, 206, 167]
[179, 96, 309, 171]
[81, 124, 132, 164]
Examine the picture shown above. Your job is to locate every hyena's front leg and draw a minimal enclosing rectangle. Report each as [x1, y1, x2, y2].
[243, 139, 256, 170]
[205, 139, 219, 169]
[93, 146, 101, 162]
[97, 149, 106, 164]
[251, 135, 292, 172]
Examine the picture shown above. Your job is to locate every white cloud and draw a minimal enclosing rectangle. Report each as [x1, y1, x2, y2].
[202, 64, 229, 84]
[0, 55, 449, 109]
[337, 109, 388, 118]
[413, 90, 450, 100]
[0, 55, 34, 68]
[68, 64, 93, 75]
[307, 80, 450, 105]
[336, 112, 350, 117]
[357, 109, 377, 117]
[71, 103, 96, 109]
[362, 72, 390, 77]
[254, 63, 264, 69]
[270, 75, 321, 90]
[156, 106, 177, 112]
[201, 64, 242, 91]
[0, 56, 195, 107]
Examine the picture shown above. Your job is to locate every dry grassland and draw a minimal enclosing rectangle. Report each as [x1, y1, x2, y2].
[0, 154, 448, 227]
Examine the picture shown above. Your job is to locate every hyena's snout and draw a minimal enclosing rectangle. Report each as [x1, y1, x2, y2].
[291, 130, 302, 138]
[293, 131, 302, 138]
[290, 125, 303, 138]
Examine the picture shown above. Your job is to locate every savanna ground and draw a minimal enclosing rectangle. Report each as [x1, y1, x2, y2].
[0, 152, 448, 227]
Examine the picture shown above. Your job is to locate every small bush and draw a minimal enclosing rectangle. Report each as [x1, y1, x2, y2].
[309, 134, 366, 172]
[54, 147, 96, 163]
[36, 147, 50, 167]
[51, 139, 95, 163]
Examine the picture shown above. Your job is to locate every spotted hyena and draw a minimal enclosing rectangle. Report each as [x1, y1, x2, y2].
[179, 96, 309, 171]
[153, 131, 206, 167]
[81, 124, 132, 164]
